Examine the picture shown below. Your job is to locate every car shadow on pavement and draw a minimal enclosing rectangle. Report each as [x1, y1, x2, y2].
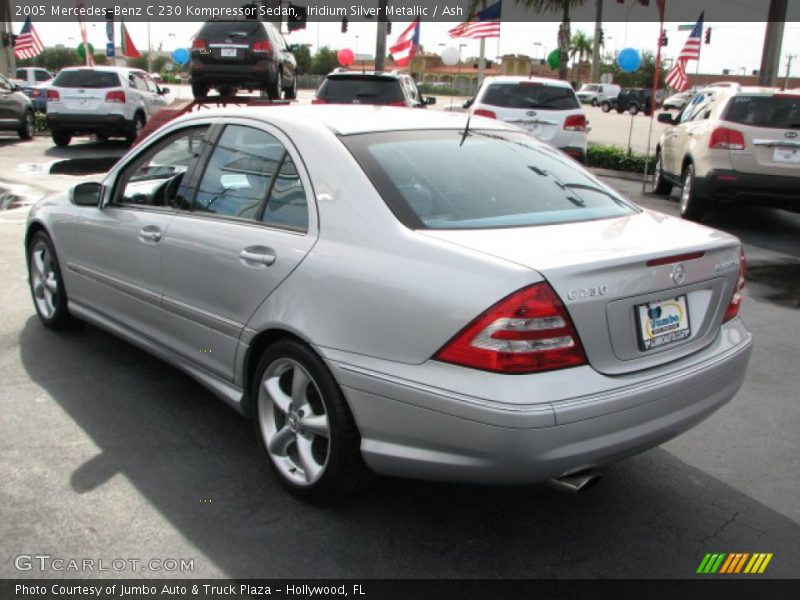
[18, 317, 800, 579]
[43, 139, 129, 159]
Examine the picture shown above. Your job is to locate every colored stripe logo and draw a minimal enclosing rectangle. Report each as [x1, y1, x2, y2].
[697, 553, 773, 574]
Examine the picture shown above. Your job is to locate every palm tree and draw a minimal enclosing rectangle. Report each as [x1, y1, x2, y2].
[570, 30, 593, 65]
[517, 0, 589, 81]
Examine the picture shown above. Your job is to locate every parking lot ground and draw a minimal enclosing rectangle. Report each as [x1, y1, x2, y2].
[1, 137, 799, 580]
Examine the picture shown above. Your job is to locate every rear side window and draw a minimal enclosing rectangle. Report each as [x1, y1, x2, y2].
[198, 21, 265, 39]
[480, 83, 579, 110]
[319, 77, 404, 104]
[52, 70, 121, 88]
[344, 130, 636, 230]
[724, 95, 800, 129]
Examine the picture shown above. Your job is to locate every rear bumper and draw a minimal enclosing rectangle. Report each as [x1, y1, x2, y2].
[561, 146, 587, 164]
[696, 169, 800, 208]
[329, 319, 752, 484]
[190, 60, 276, 87]
[47, 113, 132, 135]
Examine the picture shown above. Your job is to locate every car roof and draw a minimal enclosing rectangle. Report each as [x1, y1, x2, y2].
[481, 76, 573, 89]
[171, 105, 518, 136]
[327, 70, 406, 79]
[57, 66, 143, 75]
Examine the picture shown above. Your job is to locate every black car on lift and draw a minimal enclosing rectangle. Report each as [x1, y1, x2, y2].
[189, 20, 298, 100]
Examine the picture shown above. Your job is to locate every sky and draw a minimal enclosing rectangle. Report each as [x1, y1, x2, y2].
[24, 19, 800, 78]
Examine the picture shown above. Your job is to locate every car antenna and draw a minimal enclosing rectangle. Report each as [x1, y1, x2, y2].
[460, 114, 472, 147]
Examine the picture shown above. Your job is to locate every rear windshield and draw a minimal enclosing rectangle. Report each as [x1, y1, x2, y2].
[198, 21, 265, 39]
[344, 130, 636, 230]
[723, 95, 800, 129]
[319, 76, 404, 104]
[480, 83, 579, 110]
[52, 70, 121, 88]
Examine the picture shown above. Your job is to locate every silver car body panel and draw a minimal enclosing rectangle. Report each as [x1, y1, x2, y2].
[26, 106, 752, 484]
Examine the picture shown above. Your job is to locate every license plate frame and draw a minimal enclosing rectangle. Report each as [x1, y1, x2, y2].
[220, 48, 237, 58]
[773, 147, 800, 163]
[635, 295, 691, 351]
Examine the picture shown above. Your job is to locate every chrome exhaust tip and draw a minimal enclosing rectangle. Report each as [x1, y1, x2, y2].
[546, 468, 602, 494]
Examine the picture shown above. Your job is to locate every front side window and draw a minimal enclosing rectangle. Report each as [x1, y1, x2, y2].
[194, 125, 307, 229]
[117, 126, 209, 208]
[35, 70, 50, 82]
[344, 130, 637, 230]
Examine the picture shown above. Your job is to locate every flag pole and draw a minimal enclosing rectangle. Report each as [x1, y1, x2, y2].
[643, 0, 666, 193]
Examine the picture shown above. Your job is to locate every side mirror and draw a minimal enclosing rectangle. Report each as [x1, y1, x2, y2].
[158, 87, 170, 95]
[70, 182, 102, 207]
[12, 83, 23, 92]
[462, 99, 474, 109]
[288, 44, 300, 53]
[657, 112, 675, 125]
[424, 96, 436, 105]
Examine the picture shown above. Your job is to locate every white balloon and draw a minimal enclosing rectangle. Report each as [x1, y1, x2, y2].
[441, 46, 460, 66]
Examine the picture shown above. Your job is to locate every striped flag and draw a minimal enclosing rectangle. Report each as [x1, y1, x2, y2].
[448, 0, 501, 39]
[389, 19, 420, 67]
[13, 17, 44, 60]
[665, 12, 704, 91]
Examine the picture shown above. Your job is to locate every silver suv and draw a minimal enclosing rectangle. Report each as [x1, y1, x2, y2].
[46, 67, 170, 147]
[652, 87, 800, 220]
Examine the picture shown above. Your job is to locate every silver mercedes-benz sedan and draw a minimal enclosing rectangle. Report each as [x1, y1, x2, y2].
[26, 106, 752, 499]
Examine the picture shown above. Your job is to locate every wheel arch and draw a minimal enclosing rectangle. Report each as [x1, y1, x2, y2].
[681, 154, 694, 174]
[25, 220, 50, 251]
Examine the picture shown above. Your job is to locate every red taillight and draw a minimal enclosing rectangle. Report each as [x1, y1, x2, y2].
[105, 90, 126, 103]
[564, 114, 587, 131]
[46, 89, 60, 101]
[709, 127, 746, 150]
[252, 40, 272, 54]
[723, 248, 747, 323]
[434, 282, 588, 374]
[191, 39, 208, 52]
[311, 98, 327, 104]
[32, 89, 41, 98]
[387, 100, 406, 107]
[473, 108, 497, 119]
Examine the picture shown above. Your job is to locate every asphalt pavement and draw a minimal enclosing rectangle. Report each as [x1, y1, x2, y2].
[0, 109, 798, 580]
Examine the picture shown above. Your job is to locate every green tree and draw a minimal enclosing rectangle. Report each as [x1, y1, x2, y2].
[609, 50, 666, 88]
[311, 46, 339, 75]
[17, 47, 82, 72]
[294, 44, 312, 75]
[570, 30, 593, 65]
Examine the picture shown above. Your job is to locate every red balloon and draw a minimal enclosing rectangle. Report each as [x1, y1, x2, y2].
[337, 48, 354, 67]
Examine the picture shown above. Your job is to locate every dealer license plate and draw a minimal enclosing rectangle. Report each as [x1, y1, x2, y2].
[518, 121, 543, 136]
[636, 295, 691, 351]
[221, 48, 237, 58]
[774, 147, 800, 163]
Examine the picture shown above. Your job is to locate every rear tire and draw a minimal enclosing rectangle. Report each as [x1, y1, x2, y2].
[18, 110, 34, 140]
[27, 231, 76, 329]
[591, 98, 599, 107]
[283, 73, 297, 100]
[191, 83, 208, 99]
[680, 163, 707, 221]
[628, 104, 640, 116]
[650, 152, 673, 196]
[601, 101, 612, 113]
[51, 131, 71, 147]
[266, 69, 282, 101]
[252, 339, 374, 500]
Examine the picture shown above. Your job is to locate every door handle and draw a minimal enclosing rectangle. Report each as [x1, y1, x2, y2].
[138, 226, 162, 243]
[240, 247, 276, 266]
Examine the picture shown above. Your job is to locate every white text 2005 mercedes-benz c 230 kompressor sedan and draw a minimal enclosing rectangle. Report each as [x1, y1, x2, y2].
[26, 106, 752, 499]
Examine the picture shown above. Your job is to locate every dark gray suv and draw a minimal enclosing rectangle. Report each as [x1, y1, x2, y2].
[189, 20, 298, 100]
[0, 73, 35, 141]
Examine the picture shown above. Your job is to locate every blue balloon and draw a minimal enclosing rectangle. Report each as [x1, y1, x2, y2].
[617, 48, 642, 73]
[172, 48, 190, 65]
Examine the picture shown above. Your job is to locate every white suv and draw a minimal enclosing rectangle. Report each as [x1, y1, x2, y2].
[46, 67, 170, 147]
[652, 86, 800, 221]
[465, 76, 588, 162]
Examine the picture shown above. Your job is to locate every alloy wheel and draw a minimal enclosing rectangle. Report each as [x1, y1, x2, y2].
[30, 241, 59, 319]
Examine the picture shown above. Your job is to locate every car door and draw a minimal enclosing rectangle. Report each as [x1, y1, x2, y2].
[128, 72, 154, 117]
[0, 74, 19, 124]
[69, 124, 211, 347]
[161, 120, 318, 381]
[141, 72, 169, 116]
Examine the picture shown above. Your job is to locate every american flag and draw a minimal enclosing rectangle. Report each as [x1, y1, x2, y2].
[665, 12, 704, 91]
[390, 19, 420, 67]
[13, 18, 44, 60]
[448, 1, 502, 39]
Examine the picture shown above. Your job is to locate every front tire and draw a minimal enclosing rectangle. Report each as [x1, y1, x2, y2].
[18, 111, 34, 140]
[252, 339, 372, 500]
[266, 69, 282, 101]
[283, 73, 297, 100]
[191, 82, 208, 99]
[650, 152, 673, 195]
[126, 114, 145, 146]
[628, 104, 640, 116]
[52, 131, 71, 147]
[591, 98, 599, 107]
[601, 102, 612, 113]
[27, 231, 75, 329]
[680, 163, 707, 221]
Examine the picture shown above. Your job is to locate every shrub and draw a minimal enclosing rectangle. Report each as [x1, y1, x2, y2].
[587, 144, 655, 175]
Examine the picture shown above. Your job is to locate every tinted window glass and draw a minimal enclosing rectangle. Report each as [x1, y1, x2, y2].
[195, 125, 285, 220]
[119, 127, 209, 209]
[198, 21, 265, 39]
[34, 70, 51, 82]
[319, 76, 404, 104]
[345, 130, 636, 230]
[53, 70, 121, 88]
[724, 95, 800, 129]
[481, 83, 579, 110]
[262, 154, 308, 231]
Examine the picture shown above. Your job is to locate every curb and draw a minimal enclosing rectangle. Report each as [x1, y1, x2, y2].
[589, 167, 648, 182]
